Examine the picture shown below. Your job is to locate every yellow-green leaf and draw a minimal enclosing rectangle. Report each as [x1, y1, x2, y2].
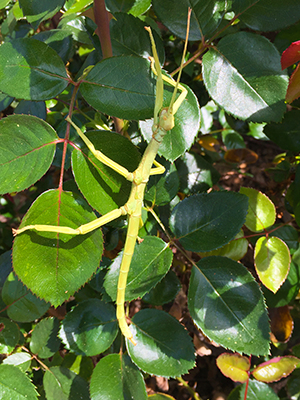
[240, 187, 276, 232]
[252, 356, 300, 383]
[254, 236, 290, 293]
[216, 353, 250, 383]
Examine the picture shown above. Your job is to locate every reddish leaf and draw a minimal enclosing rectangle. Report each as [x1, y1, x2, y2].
[252, 356, 300, 383]
[281, 40, 300, 70]
[269, 306, 294, 343]
[286, 63, 300, 103]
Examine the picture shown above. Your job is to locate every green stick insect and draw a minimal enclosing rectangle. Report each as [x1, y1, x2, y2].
[13, 11, 191, 346]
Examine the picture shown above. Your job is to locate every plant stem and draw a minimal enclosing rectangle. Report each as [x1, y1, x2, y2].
[177, 376, 202, 400]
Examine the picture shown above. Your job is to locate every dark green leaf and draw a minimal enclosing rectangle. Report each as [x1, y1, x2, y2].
[105, 0, 135, 13]
[43, 366, 89, 400]
[30, 317, 61, 358]
[233, 0, 300, 32]
[0, 38, 68, 100]
[0, 250, 12, 289]
[14, 100, 46, 119]
[128, 309, 195, 377]
[188, 256, 270, 356]
[90, 354, 147, 400]
[202, 32, 288, 123]
[20, 0, 65, 30]
[59, 299, 118, 356]
[140, 83, 200, 162]
[13, 190, 103, 307]
[0, 364, 38, 400]
[0, 91, 13, 112]
[153, 0, 228, 40]
[142, 270, 181, 306]
[72, 130, 141, 214]
[2, 272, 50, 323]
[34, 29, 74, 62]
[0, 114, 57, 194]
[80, 56, 155, 120]
[145, 161, 179, 206]
[264, 110, 300, 152]
[104, 236, 173, 301]
[0, 317, 19, 353]
[111, 12, 164, 63]
[169, 191, 248, 252]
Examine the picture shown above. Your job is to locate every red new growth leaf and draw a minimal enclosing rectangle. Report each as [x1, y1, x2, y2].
[286, 63, 300, 103]
[281, 40, 300, 70]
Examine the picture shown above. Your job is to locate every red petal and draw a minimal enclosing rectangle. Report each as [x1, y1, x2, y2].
[281, 40, 300, 70]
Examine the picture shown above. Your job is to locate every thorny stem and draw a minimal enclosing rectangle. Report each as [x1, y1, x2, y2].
[177, 376, 203, 400]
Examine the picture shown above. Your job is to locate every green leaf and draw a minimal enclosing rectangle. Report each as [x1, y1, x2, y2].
[198, 230, 248, 261]
[140, 83, 200, 162]
[80, 56, 154, 120]
[169, 192, 248, 252]
[175, 152, 220, 194]
[0, 90, 13, 112]
[105, 0, 135, 13]
[216, 353, 250, 383]
[0, 115, 57, 194]
[240, 187, 276, 232]
[188, 256, 270, 356]
[128, 308, 195, 377]
[104, 236, 173, 301]
[59, 299, 118, 356]
[20, 0, 65, 30]
[202, 32, 288, 123]
[2, 272, 50, 323]
[72, 130, 140, 214]
[0, 364, 38, 400]
[90, 354, 147, 400]
[142, 270, 181, 306]
[0, 250, 12, 289]
[264, 110, 300, 152]
[254, 236, 291, 293]
[61, 354, 94, 381]
[144, 161, 179, 206]
[13, 190, 103, 307]
[0, 317, 19, 354]
[152, 0, 228, 40]
[2, 352, 32, 373]
[228, 380, 279, 400]
[14, 100, 46, 119]
[129, 0, 151, 16]
[111, 12, 164, 63]
[252, 356, 300, 383]
[29, 317, 61, 358]
[43, 366, 89, 400]
[34, 29, 74, 63]
[0, 38, 68, 100]
[233, 0, 300, 32]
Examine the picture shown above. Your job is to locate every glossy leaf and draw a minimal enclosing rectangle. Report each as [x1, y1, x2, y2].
[59, 299, 118, 356]
[0, 115, 57, 194]
[140, 83, 200, 162]
[0, 364, 38, 400]
[254, 236, 291, 293]
[228, 380, 279, 400]
[264, 110, 300, 152]
[29, 317, 61, 358]
[128, 309, 195, 377]
[2, 272, 50, 322]
[142, 270, 181, 306]
[188, 256, 270, 356]
[104, 236, 173, 302]
[110, 12, 164, 62]
[80, 56, 154, 120]
[72, 129, 141, 214]
[202, 32, 288, 123]
[240, 187, 276, 232]
[90, 354, 147, 400]
[216, 353, 250, 383]
[198, 230, 248, 261]
[2, 352, 32, 373]
[252, 356, 300, 383]
[20, 0, 65, 30]
[233, 0, 300, 32]
[0, 38, 68, 100]
[152, 0, 228, 40]
[169, 192, 248, 252]
[43, 366, 89, 400]
[0, 317, 19, 354]
[13, 190, 103, 307]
